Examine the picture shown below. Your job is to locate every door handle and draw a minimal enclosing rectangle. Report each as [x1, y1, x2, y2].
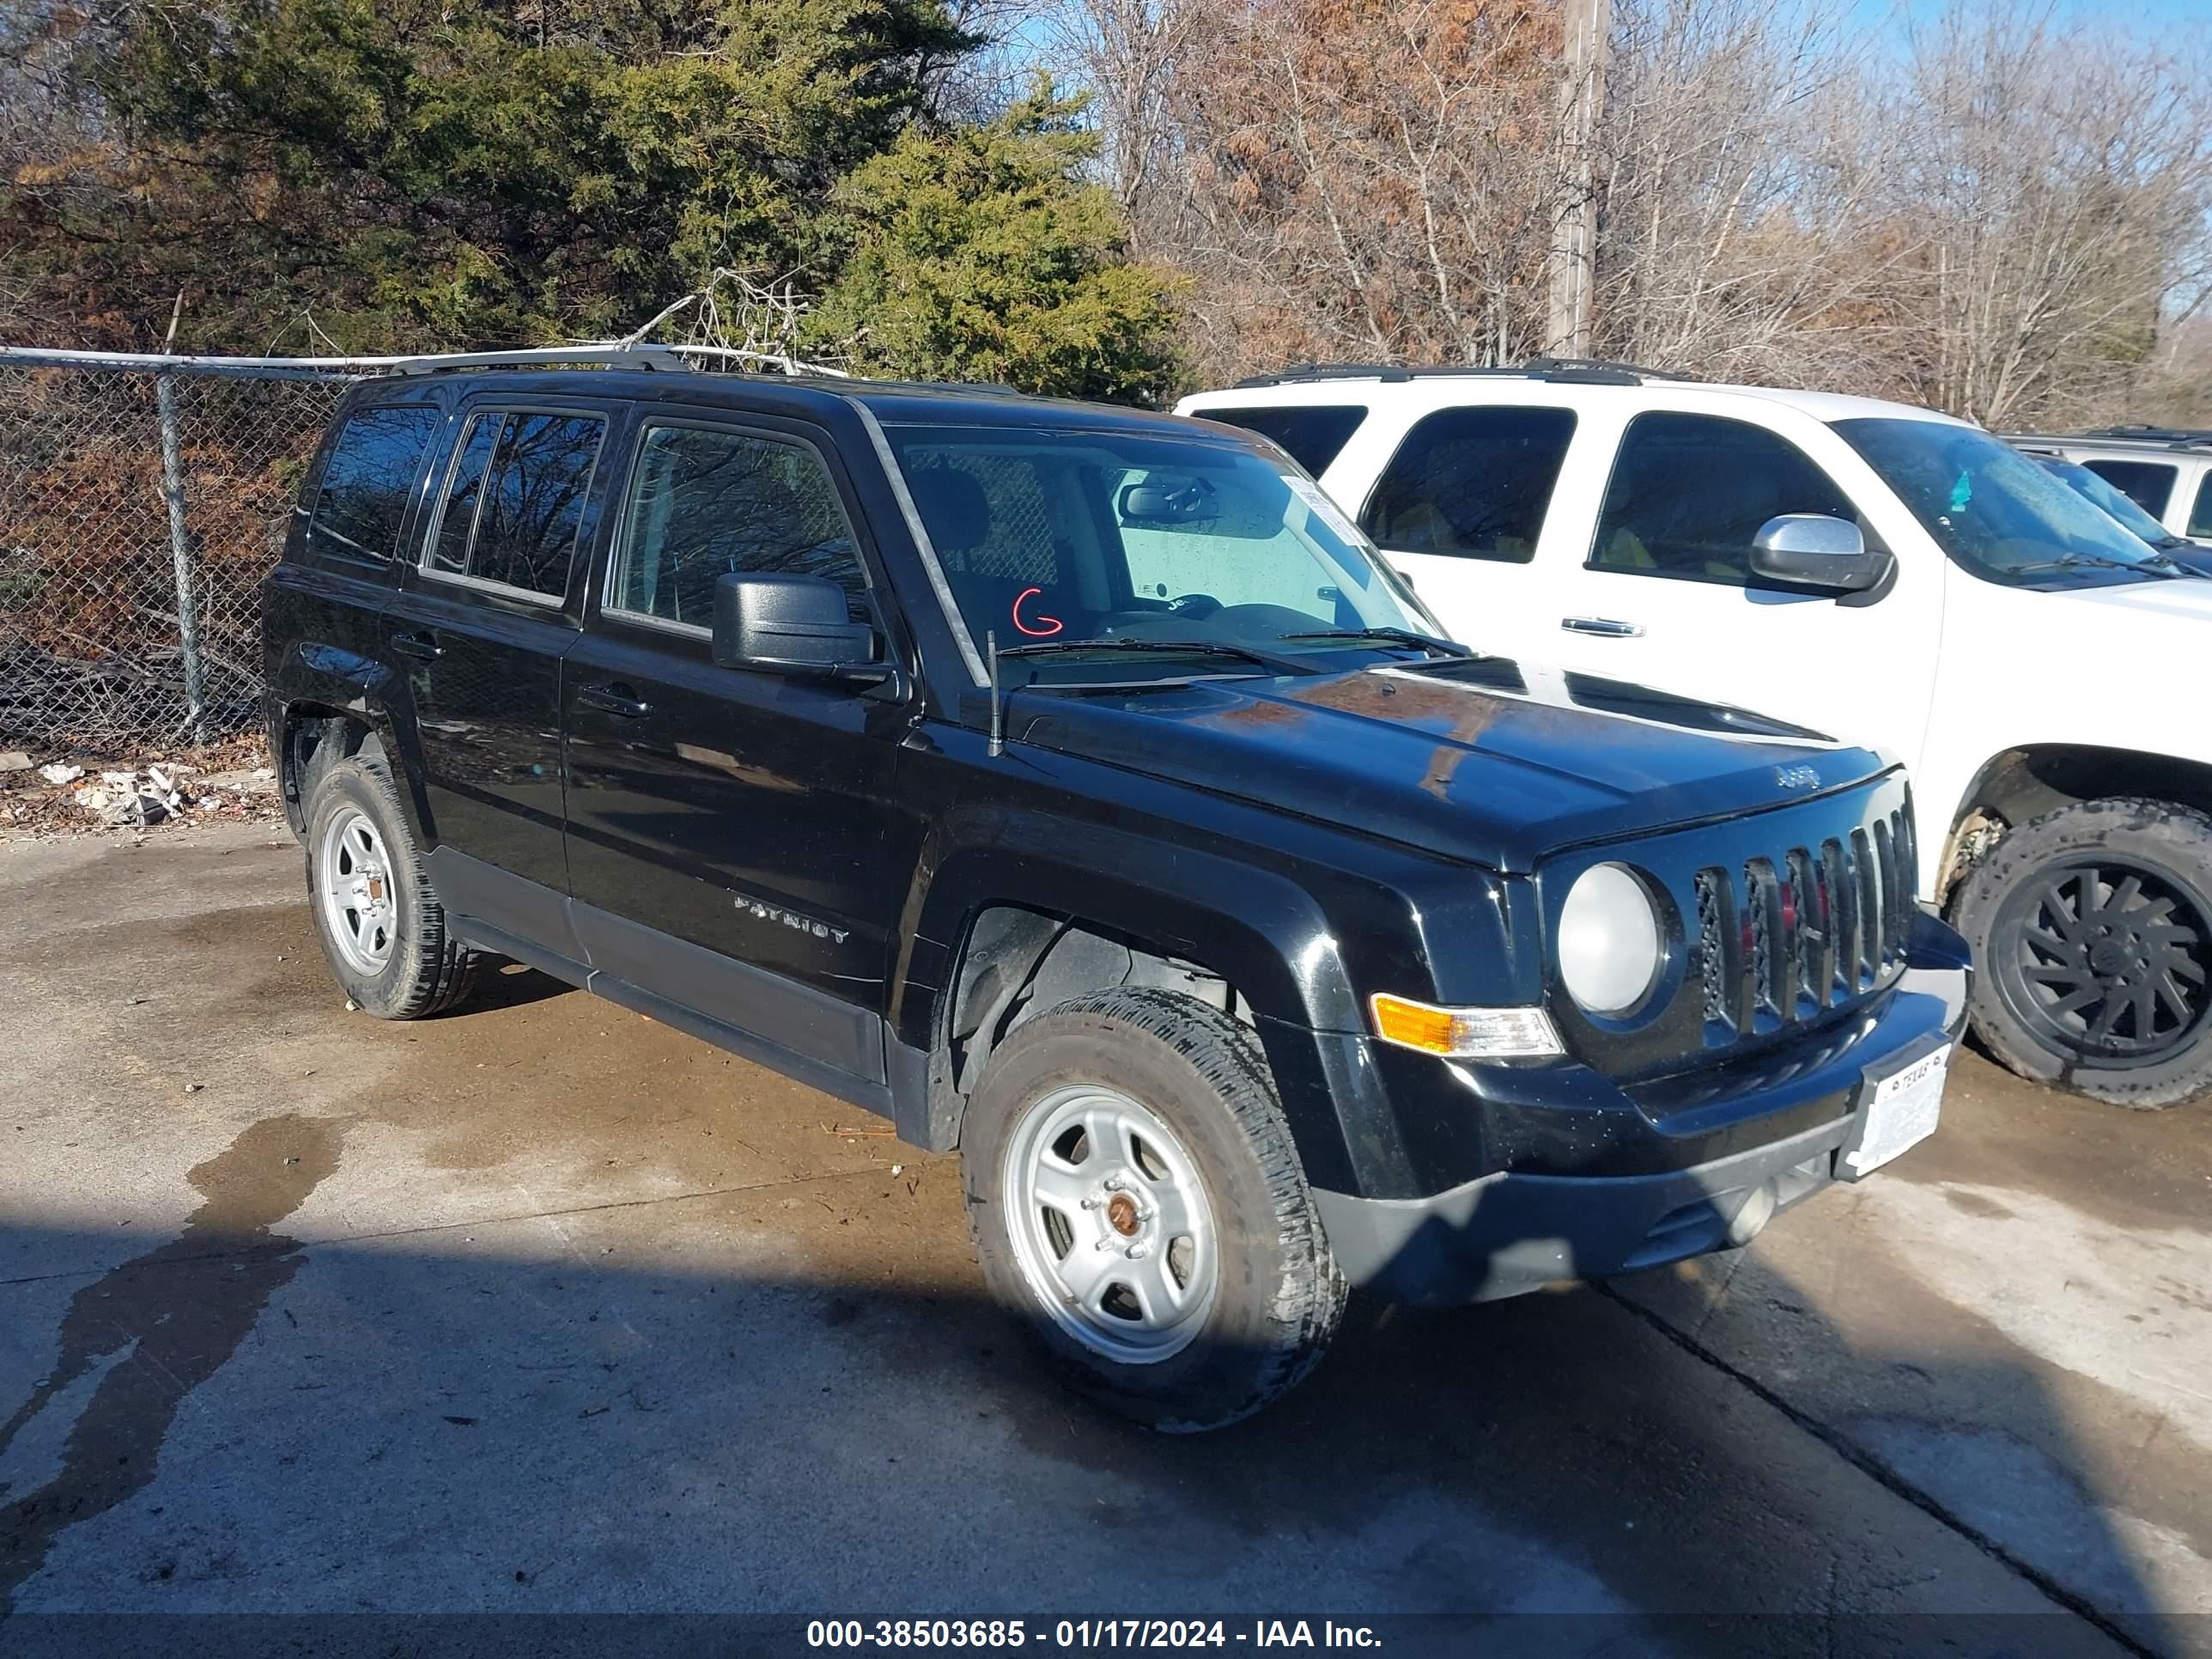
[1560, 617, 1645, 638]
[391, 629, 443, 661]
[578, 683, 653, 719]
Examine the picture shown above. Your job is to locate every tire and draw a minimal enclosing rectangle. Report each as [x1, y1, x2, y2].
[961, 988, 1346, 1431]
[301, 743, 480, 1020]
[1953, 796, 2212, 1109]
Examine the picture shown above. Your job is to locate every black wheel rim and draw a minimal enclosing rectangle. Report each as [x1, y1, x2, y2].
[1993, 856, 2212, 1070]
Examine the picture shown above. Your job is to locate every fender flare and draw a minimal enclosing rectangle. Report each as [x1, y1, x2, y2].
[267, 641, 430, 845]
[888, 806, 1395, 1192]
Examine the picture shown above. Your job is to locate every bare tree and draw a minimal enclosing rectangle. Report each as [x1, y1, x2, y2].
[1158, 0, 1571, 381]
[922, 0, 1054, 122]
[1590, 0, 1907, 388]
[1881, 1, 2212, 428]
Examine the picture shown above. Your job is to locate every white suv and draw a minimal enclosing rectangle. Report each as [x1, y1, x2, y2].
[1179, 363, 2212, 1108]
[2002, 427, 2212, 547]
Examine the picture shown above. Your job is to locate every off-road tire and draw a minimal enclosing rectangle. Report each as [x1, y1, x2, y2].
[301, 744, 480, 1020]
[962, 988, 1346, 1431]
[1953, 796, 2212, 1109]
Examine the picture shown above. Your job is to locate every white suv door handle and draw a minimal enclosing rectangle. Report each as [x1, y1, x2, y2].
[1561, 616, 1645, 638]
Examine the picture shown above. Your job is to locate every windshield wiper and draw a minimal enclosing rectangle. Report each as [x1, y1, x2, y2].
[1275, 626, 1474, 658]
[2009, 552, 2181, 580]
[996, 635, 1320, 676]
[982, 635, 1313, 756]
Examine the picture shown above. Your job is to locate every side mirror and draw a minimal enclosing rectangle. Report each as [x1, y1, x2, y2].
[712, 572, 887, 683]
[1749, 514, 1892, 593]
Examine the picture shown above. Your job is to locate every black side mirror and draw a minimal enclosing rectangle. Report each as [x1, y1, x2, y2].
[712, 572, 887, 683]
[1749, 514, 1893, 594]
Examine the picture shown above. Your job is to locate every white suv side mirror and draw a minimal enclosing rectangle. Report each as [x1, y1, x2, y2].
[1750, 514, 1892, 594]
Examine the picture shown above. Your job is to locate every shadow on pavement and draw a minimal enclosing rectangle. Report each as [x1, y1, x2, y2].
[0, 1112, 2181, 1658]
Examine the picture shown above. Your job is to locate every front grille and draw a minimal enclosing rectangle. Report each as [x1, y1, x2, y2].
[1692, 804, 1915, 1041]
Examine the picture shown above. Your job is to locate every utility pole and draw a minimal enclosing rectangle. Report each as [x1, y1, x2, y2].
[1548, 0, 1610, 360]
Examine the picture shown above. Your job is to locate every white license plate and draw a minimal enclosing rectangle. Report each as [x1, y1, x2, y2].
[1839, 1042, 1950, 1179]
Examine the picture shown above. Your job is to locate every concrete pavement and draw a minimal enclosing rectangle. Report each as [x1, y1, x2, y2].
[1, 823, 2205, 1652]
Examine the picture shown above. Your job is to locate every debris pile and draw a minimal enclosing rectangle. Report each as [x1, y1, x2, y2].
[0, 743, 281, 836]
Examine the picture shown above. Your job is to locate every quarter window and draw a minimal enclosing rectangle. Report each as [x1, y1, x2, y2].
[1197, 405, 1369, 477]
[1590, 413, 1863, 586]
[307, 405, 441, 563]
[1362, 406, 1577, 563]
[610, 424, 867, 629]
[425, 411, 605, 600]
[2080, 459, 2177, 519]
[2185, 474, 2212, 540]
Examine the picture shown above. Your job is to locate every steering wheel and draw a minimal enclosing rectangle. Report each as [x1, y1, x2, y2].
[1166, 592, 1223, 619]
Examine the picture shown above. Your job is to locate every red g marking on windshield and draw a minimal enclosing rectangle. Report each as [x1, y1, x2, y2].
[1012, 586, 1063, 638]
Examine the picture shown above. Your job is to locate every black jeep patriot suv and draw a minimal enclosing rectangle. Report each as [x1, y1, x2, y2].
[264, 355, 1971, 1429]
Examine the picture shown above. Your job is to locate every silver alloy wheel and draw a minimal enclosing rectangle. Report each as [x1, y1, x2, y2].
[1001, 1083, 1218, 1364]
[317, 806, 398, 975]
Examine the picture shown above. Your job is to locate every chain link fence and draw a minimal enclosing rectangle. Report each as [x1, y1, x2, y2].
[0, 354, 357, 749]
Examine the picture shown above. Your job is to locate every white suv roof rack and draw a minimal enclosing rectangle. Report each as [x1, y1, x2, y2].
[1231, 356, 1691, 391]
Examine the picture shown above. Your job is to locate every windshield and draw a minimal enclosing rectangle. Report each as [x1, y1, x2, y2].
[1833, 418, 2172, 588]
[2035, 455, 2178, 546]
[884, 423, 1437, 675]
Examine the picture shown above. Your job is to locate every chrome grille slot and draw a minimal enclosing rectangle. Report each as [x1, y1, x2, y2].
[1686, 798, 1918, 1049]
[1744, 858, 1784, 1024]
[1695, 868, 1730, 1028]
[1853, 826, 1881, 985]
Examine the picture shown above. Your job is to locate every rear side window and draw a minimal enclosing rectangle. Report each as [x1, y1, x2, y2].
[1197, 405, 1368, 477]
[610, 424, 869, 628]
[424, 410, 605, 601]
[1590, 412, 1863, 586]
[2081, 459, 2178, 519]
[2185, 474, 2212, 539]
[1362, 407, 1577, 563]
[307, 405, 441, 563]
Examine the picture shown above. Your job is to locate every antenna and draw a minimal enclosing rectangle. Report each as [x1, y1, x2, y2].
[987, 631, 1005, 757]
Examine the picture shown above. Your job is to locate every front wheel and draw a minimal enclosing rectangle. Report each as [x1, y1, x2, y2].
[961, 988, 1345, 1431]
[1954, 796, 2212, 1109]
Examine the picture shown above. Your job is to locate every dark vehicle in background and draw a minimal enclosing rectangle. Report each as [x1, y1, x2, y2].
[2021, 449, 2212, 574]
[261, 353, 1970, 1428]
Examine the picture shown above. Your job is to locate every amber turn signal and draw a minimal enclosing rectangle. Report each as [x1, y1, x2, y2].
[1369, 994, 1562, 1060]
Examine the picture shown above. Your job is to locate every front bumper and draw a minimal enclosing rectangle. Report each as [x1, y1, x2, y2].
[1312, 960, 1969, 1305]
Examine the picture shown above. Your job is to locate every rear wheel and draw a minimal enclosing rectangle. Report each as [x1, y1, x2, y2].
[1954, 797, 2212, 1109]
[962, 988, 1345, 1431]
[302, 743, 479, 1020]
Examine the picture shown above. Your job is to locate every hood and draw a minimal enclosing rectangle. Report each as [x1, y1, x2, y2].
[2045, 573, 2212, 619]
[1008, 656, 1895, 873]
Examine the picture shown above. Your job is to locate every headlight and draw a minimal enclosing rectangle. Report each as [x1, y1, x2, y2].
[1558, 863, 1663, 1016]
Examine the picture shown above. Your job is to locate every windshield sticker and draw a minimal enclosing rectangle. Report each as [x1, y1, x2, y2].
[1012, 586, 1064, 638]
[1285, 476, 1364, 547]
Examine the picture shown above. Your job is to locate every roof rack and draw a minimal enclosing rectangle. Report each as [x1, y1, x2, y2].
[0, 343, 707, 378]
[1230, 356, 1683, 391]
[0, 342, 861, 380]
[380, 345, 703, 376]
[2067, 424, 2212, 449]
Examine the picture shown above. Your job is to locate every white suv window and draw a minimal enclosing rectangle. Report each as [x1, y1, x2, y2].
[2188, 474, 2212, 541]
[2081, 458, 2178, 519]
[1590, 412, 1863, 586]
[1360, 406, 1577, 564]
[1197, 405, 1368, 477]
